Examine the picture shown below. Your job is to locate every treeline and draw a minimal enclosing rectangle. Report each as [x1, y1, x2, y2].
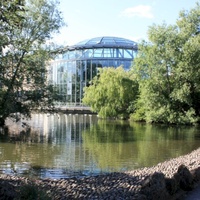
[0, 0, 65, 125]
[82, 3, 200, 125]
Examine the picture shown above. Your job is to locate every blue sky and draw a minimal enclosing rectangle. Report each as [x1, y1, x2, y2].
[55, 0, 199, 46]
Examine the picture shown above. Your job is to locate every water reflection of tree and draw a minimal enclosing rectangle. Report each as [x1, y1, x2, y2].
[0, 114, 199, 177]
[0, 114, 99, 177]
[82, 120, 200, 171]
[129, 122, 200, 167]
[82, 120, 137, 171]
[0, 125, 41, 143]
[0, 126, 62, 168]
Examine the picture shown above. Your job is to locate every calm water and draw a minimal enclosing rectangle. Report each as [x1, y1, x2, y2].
[0, 113, 200, 179]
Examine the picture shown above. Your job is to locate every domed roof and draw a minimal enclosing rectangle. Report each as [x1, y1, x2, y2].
[67, 36, 137, 51]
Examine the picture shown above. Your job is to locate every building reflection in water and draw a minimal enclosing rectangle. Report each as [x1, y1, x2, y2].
[0, 114, 100, 179]
[29, 113, 100, 178]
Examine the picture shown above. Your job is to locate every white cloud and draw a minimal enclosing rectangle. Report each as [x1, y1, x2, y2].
[120, 5, 154, 19]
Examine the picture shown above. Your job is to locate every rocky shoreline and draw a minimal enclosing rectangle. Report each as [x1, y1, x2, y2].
[0, 148, 200, 200]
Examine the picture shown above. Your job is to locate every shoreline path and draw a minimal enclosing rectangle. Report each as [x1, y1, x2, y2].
[0, 148, 199, 199]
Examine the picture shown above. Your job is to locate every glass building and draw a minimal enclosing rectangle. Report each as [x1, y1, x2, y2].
[47, 36, 138, 105]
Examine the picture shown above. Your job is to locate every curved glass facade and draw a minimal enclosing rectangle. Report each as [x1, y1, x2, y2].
[47, 36, 138, 105]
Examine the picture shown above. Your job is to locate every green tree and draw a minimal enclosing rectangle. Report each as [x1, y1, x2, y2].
[131, 3, 200, 124]
[82, 66, 138, 119]
[0, 0, 65, 125]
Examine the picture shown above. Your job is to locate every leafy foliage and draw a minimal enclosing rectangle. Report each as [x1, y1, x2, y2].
[82, 66, 138, 119]
[0, 0, 65, 125]
[131, 3, 200, 124]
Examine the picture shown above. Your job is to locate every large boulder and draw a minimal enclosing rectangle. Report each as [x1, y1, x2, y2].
[0, 180, 17, 200]
[173, 164, 193, 191]
[165, 177, 178, 195]
[190, 167, 200, 183]
[140, 172, 170, 200]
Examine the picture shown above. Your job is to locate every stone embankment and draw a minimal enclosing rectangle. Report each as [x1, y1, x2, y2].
[0, 148, 200, 199]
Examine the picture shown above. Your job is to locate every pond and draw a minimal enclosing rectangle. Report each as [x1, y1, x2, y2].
[0, 113, 200, 179]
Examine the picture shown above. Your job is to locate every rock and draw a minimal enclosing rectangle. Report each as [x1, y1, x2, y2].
[133, 194, 147, 200]
[140, 172, 170, 200]
[174, 164, 193, 191]
[190, 167, 200, 183]
[0, 181, 17, 200]
[165, 177, 178, 195]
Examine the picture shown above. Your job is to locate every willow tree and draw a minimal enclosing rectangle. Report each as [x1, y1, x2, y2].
[0, 0, 65, 125]
[82, 66, 138, 119]
[131, 3, 200, 124]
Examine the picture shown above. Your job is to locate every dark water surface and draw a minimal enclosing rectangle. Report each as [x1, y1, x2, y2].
[0, 113, 199, 179]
